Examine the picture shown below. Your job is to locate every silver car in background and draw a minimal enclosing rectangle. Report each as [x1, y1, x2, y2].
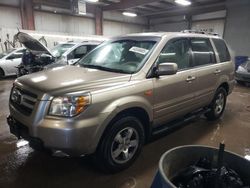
[235, 58, 250, 84]
[16, 32, 102, 76]
[51, 41, 102, 65]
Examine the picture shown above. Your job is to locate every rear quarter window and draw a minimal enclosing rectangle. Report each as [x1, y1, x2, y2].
[212, 39, 231, 62]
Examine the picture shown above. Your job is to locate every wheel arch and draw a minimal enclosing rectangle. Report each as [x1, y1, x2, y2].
[218, 82, 229, 95]
[95, 106, 152, 153]
[0, 66, 5, 77]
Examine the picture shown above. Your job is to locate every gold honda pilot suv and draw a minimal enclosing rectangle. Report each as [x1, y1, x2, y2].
[8, 31, 235, 172]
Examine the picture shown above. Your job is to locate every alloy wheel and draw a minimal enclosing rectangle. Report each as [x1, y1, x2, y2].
[111, 127, 139, 164]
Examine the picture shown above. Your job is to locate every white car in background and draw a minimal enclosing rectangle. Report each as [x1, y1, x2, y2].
[0, 48, 26, 78]
[51, 41, 101, 65]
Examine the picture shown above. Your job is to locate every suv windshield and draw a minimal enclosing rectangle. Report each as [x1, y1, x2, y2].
[51, 43, 75, 58]
[77, 39, 157, 74]
[0, 48, 16, 59]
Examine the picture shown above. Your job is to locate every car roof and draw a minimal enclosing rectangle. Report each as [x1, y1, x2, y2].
[58, 41, 101, 46]
[125, 32, 221, 39]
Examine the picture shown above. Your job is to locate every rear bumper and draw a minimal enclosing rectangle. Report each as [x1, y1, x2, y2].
[235, 72, 250, 83]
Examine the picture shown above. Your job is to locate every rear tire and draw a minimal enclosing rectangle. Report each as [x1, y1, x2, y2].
[94, 116, 145, 173]
[205, 87, 227, 121]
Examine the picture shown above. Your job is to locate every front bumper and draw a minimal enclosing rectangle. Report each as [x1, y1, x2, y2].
[7, 116, 44, 150]
[7, 111, 104, 156]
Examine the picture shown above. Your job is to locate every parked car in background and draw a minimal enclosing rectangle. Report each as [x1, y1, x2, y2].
[51, 41, 101, 65]
[0, 48, 26, 78]
[15, 32, 102, 77]
[8, 32, 234, 172]
[235, 58, 250, 84]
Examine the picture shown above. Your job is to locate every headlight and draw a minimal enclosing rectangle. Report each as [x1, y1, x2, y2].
[49, 93, 91, 117]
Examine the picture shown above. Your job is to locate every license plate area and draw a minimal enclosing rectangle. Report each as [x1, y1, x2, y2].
[7, 116, 29, 139]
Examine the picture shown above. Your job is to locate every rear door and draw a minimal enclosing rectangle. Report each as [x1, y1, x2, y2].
[153, 38, 197, 126]
[212, 38, 234, 85]
[189, 37, 221, 108]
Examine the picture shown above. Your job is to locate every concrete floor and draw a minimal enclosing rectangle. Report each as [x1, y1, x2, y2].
[0, 77, 249, 188]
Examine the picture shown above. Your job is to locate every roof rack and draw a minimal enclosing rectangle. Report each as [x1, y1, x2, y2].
[181, 30, 219, 36]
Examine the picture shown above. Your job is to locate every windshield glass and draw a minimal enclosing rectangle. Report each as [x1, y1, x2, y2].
[0, 48, 16, 59]
[77, 39, 157, 74]
[51, 43, 75, 58]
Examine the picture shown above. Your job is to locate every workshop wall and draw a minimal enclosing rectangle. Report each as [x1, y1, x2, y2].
[224, 0, 250, 56]
[0, 6, 22, 29]
[34, 11, 95, 35]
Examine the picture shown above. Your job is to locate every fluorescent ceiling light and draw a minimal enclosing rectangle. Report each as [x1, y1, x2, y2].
[122, 12, 137, 17]
[85, 0, 99, 2]
[175, 0, 191, 6]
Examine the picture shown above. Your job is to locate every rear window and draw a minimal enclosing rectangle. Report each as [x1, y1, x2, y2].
[212, 39, 231, 62]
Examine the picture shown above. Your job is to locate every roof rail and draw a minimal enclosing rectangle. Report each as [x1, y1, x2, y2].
[181, 30, 219, 36]
[181, 30, 205, 34]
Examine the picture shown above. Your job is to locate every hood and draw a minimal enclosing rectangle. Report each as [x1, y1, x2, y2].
[16, 32, 53, 56]
[16, 66, 131, 96]
[44, 62, 67, 70]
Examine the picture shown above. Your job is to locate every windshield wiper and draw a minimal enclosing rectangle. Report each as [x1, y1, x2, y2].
[81, 64, 130, 74]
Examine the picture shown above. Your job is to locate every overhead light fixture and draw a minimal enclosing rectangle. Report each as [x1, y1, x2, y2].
[175, 0, 191, 6]
[85, 0, 99, 2]
[122, 12, 137, 17]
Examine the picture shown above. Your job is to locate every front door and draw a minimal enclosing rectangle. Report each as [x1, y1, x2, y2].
[153, 38, 197, 126]
[4, 49, 25, 75]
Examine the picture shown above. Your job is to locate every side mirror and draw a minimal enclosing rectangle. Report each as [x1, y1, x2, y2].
[156, 63, 178, 77]
[40, 53, 54, 61]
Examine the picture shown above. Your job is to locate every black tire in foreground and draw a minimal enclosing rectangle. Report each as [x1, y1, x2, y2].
[94, 116, 145, 173]
[205, 87, 227, 121]
[0, 68, 4, 79]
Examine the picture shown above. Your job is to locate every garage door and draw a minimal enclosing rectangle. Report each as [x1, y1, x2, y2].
[192, 19, 225, 37]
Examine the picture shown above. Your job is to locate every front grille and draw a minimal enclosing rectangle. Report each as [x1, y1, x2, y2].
[10, 87, 38, 116]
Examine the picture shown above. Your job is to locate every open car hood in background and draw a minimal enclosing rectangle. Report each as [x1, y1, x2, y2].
[16, 32, 53, 56]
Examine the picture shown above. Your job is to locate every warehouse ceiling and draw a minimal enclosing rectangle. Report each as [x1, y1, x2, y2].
[0, 0, 227, 19]
[102, 0, 226, 18]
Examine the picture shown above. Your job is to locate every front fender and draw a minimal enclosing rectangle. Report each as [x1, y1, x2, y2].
[91, 95, 153, 152]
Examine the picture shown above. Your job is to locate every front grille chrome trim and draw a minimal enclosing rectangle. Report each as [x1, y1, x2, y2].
[10, 86, 38, 116]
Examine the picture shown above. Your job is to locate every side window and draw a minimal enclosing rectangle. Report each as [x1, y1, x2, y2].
[190, 38, 216, 67]
[74, 46, 87, 59]
[212, 39, 231, 62]
[157, 38, 190, 70]
[7, 49, 25, 60]
[68, 46, 87, 60]
[88, 45, 97, 52]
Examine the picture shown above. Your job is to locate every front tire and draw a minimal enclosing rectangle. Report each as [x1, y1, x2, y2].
[205, 87, 227, 121]
[94, 116, 145, 173]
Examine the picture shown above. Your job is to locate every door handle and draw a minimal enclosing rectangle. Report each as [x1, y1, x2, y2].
[214, 69, 221, 75]
[186, 76, 196, 82]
